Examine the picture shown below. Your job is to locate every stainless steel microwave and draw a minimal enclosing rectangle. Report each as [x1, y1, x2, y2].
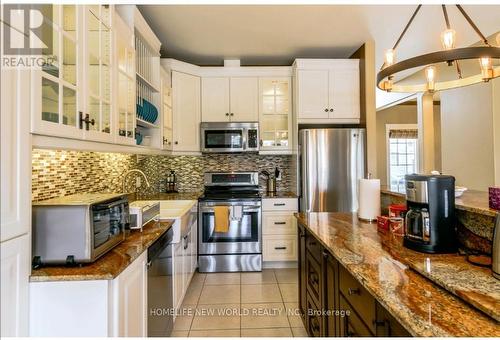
[32, 193, 129, 266]
[200, 122, 259, 153]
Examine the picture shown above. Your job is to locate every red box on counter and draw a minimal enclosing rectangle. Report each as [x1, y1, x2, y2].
[489, 187, 500, 210]
[377, 216, 390, 233]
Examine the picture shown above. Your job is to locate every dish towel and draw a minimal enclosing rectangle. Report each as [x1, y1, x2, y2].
[214, 206, 230, 233]
[231, 205, 243, 221]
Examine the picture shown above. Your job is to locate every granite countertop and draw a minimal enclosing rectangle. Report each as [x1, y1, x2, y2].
[295, 212, 500, 337]
[260, 191, 298, 199]
[381, 187, 498, 217]
[30, 220, 173, 282]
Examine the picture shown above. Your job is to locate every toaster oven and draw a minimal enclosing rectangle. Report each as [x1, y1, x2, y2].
[32, 193, 129, 266]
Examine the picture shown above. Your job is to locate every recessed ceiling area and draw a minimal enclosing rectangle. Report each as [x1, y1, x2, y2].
[138, 5, 500, 67]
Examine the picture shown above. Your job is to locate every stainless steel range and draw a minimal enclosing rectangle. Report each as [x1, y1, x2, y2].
[198, 172, 262, 272]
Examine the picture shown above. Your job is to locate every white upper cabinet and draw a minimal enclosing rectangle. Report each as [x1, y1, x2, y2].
[229, 77, 258, 122]
[297, 70, 330, 119]
[161, 67, 173, 151]
[201, 77, 230, 122]
[172, 71, 201, 153]
[32, 5, 115, 143]
[32, 5, 83, 139]
[201, 76, 258, 122]
[114, 12, 136, 146]
[295, 59, 360, 123]
[259, 77, 292, 153]
[83, 5, 114, 143]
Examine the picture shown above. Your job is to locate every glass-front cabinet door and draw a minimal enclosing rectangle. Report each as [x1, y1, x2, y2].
[83, 5, 113, 142]
[258, 77, 292, 153]
[32, 5, 82, 139]
[161, 68, 173, 151]
[115, 11, 136, 145]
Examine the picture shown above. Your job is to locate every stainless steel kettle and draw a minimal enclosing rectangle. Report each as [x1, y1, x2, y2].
[493, 213, 500, 279]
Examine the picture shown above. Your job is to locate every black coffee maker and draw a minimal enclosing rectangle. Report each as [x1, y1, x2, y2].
[403, 174, 457, 253]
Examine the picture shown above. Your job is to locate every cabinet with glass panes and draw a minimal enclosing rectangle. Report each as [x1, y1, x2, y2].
[34, 5, 114, 144]
[258, 77, 292, 153]
[115, 11, 136, 145]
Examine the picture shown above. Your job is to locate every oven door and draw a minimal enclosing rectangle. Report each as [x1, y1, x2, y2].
[91, 198, 128, 260]
[199, 200, 261, 254]
[201, 128, 245, 153]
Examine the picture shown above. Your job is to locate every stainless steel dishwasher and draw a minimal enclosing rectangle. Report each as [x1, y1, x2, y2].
[147, 227, 174, 337]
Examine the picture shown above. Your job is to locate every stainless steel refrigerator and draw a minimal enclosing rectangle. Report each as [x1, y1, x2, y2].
[299, 128, 366, 213]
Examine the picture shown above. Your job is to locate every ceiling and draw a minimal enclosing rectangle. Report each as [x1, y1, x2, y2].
[138, 4, 500, 69]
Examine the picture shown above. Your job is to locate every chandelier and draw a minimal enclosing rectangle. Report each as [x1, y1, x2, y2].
[377, 5, 500, 93]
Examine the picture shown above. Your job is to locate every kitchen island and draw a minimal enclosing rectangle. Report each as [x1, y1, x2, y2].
[295, 212, 500, 337]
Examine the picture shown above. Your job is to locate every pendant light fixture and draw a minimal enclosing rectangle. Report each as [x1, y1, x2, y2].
[377, 5, 500, 93]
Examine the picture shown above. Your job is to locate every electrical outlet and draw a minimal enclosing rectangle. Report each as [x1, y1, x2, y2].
[136, 177, 141, 188]
[276, 171, 282, 181]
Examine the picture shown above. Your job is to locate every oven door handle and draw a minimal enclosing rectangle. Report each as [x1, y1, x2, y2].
[200, 206, 261, 213]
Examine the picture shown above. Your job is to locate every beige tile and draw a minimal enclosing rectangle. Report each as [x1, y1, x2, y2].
[241, 302, 289, 329]
[190, 304, 241, 330]
[241, 283, 282, 303]
[292, 326, 308, 337]
[189, 329, 240, 337]
[241, 328, 293, 337]
[285, 302, 304, 328]
[241, 269, 277, 285]
[204, 272, 241, 285]
[190, 272, 206, 286]
[171, 330, 189, 337]
[182, 282, 203, 305]
[279, 283, 298, 302]
[198, 284, 240, 305]
[274, 268, 298, 283]
[173, 305, 196, 331]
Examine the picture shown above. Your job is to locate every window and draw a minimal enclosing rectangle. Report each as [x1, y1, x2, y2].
[386, 125, 418, 192]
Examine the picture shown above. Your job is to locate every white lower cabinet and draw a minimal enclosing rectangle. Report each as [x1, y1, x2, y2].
[110, 250, 148, 337]
[1, 234, 30, 337]
[29, 251, 148, 337]
[172, 222, 197, 312]
[262, 198, 298, 263]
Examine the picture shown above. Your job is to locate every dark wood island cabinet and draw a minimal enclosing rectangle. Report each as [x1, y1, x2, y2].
[297, 222, 411, 337]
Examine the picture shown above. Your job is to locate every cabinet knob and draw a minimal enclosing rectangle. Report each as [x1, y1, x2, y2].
[230, 113, 234, 116]
[174, 141, 178, 145]
[324, 108, 329, 112]
[163, 137, 168, 144]
[274, 246, 287, 250]
[225, 113, 229, 116]
[330, 108, 334, 112]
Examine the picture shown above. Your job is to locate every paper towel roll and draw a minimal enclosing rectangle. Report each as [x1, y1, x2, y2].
[358, 178, 381, 221]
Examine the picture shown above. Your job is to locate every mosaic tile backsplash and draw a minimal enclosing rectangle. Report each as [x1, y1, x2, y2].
[32, 150, 295, 201]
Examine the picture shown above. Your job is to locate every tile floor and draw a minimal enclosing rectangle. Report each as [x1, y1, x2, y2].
[171, 268, 308, 337]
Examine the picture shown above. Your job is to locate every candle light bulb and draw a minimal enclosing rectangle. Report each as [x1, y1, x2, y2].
[441, 29, 456, 50]
[384, 49, 395, 67]
[479, 57, 493, 81]
[425, 66, 436, 92]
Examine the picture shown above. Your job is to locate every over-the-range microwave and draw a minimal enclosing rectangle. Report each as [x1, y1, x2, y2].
[200, 122, 259, 153]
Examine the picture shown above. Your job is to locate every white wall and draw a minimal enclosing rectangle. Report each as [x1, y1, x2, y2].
[493, 77, 500, 185]
[440, 81, 495, 191]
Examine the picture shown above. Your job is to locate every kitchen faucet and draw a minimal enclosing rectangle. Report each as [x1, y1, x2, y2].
[122, 169, 151, 193]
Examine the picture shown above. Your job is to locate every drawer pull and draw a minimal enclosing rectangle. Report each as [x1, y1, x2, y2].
[274, 203, 286, 206]
[274, 221, 287, 225]
[348, 287, 360, 295]
[274, 246, 287, 250]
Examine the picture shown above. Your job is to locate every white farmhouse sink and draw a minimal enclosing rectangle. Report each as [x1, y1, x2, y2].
[159, 200, 197, 243]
